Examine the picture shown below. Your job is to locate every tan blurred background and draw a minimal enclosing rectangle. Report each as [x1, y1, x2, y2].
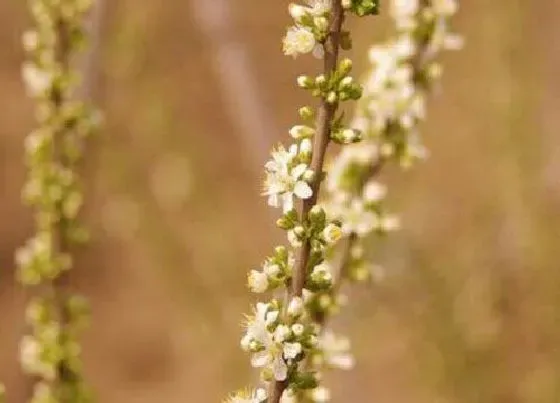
[1, 1, 560, 402]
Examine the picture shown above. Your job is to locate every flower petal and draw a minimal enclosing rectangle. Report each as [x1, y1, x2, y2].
[291, 163, 308, 179]
[294, 181, 313, 199]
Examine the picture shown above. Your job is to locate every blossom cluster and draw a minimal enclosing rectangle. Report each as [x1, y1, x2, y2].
[16, 0, 98, 402]
[313, 0, 462, 393]
[228, 1, 379, 402]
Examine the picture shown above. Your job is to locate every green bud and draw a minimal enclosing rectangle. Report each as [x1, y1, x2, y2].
[313, 16, 329, 32]
[289, 125, 315, 139]
[326, 91, 337, 104]
[274, 245, 288, 261]
[339, 76, 354, 89]
[339, 58, 353, 75]
[292, 372, 318, 390]
[293, 225, 306, 238]
[297, 75, 314, 89]
[308, 206, 326, 229]
[315, 74, 327, 87]
[298, 106, 315, 121]
[276, 213, 296, 230]
[332, 128, 362, 144]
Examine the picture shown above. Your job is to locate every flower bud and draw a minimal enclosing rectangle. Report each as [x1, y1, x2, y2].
[289, 3, 307, 21]
[292, 323, 304, 336]
[339, 58, 353, 75]
[300, 138, 313, 155]
[288, 230, 303, 248]
[274, 325, 290, 342]
[289, 125, 315, 139]
[308, 205, 325, 222]
[297, 75, 314, 89]
[339, 76, 354, 89]
[264, 263, 281, 277]
[287, 296, 304, 317]
[248, 270, 269, 293]
[298, 106, 315, 121]
[293, 225, 305, 238]
[326, 91, 337, 103]
[277, 215, 295, 230]
[313, 16, 329, 31]
[302, 169, 315, 182]
[363, 181, 387, 203]
[323, 223, 342, 244]
[315, 74, 327, 86]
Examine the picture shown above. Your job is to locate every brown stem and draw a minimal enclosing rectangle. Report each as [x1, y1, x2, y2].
[268, 2, 346, 402]
[51, 12, 74, 399]
[291, 0, 345, 300]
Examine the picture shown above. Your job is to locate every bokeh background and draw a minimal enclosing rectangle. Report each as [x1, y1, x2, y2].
[1, 1, 560, 402]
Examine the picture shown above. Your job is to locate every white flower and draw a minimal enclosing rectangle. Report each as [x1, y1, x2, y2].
[340, 199, 378, 236]
[244, 304, 290, 381]
[319, 331, 355, 370]
[322, 223, 342, 244]
[274, 325, 291, 343]
[306, 0, 331, 15]
[363, 181, 387, 203]
[249, 339, 288, 381]
[244, 303, 278, 347]
[22, 63, 51, 96]
[248, 270, 269, 293]
[283, 342, 302, 360]
[283, 26, 316, 57]
[311, 262, 333, 283]
[264, 145, 313, 212]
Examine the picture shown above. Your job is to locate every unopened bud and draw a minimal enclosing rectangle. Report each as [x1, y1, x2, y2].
[297, 75, 314, 89]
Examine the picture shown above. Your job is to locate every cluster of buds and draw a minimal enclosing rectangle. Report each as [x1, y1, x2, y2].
[227, 1, 378, 402]
[16, 0, 99, 402]
[314, 0, 462, 393]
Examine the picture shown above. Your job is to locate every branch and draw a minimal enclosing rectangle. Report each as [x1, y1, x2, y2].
[269, 4, 346, 402]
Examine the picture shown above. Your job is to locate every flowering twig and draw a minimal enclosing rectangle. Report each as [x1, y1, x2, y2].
[312, 0, 463, 392]
[226, 1, 379, 402]
[16, 0, 99, 402]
